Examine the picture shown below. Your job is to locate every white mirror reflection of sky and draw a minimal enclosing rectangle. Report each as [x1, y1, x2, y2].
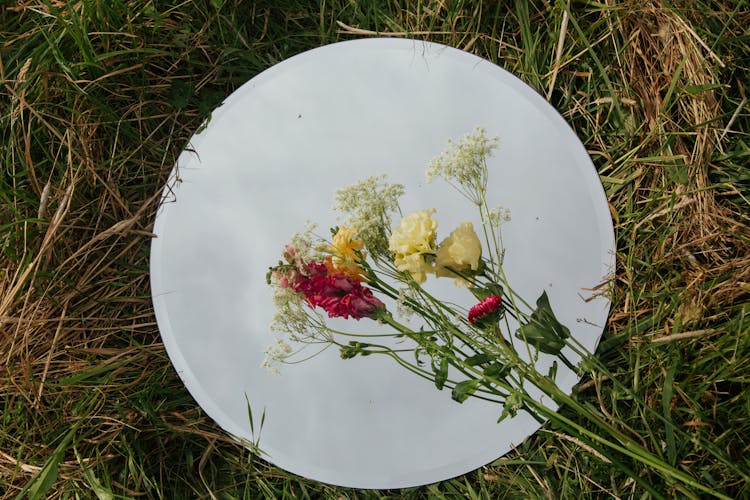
[150, 39, 615, 488]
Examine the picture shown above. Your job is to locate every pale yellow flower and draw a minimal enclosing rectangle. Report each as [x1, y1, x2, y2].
[389, 209, 437, 283]
[435, 222, 482, 285]
[393, 252, 433, 284]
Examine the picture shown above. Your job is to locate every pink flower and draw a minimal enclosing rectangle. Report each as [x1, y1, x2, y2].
[279, 257, 384, 320]
[468, 295, 502, 325]
[305, 274, 384, 320]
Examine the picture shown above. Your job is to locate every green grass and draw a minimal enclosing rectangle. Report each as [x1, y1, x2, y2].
[1, 0, 749, 498]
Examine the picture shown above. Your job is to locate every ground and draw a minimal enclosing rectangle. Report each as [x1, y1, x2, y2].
[1, 1, 748, 498]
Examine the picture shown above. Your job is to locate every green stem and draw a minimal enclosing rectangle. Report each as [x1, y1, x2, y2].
[381, 310, 717, 496]
[563, 336, 750, 484]
[503, 363, 726, 498]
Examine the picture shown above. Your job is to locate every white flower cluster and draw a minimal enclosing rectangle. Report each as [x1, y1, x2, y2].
[483, 206, 511, 227]
[264, 281, 328, 374]
[333, 175, 404, 257]
[396, 287, 418, 321]
[426, 127, 498, 204]
[288, 221, 323, 263]
[261, 338, 293, 375]
[268, 284, 312, 339]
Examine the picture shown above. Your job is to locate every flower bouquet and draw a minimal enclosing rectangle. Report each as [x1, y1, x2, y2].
[262, 128, 721, 497]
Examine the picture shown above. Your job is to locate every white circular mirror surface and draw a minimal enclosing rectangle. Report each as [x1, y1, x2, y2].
[150, 38, 615, 488]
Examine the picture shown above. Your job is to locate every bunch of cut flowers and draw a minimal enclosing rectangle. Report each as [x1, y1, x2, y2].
[263, 128, 730, 498]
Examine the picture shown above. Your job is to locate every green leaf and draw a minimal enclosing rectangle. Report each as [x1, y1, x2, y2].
[75, 448, 114, 500]
[469, 283, 503, 301]
[451, 379, 480, 403]
[483, 363, 509, 381]
[465, 353, 494, 366]
[514, 291, 571, 355]
[497, 391, 523, 423]
[340, 341, 371, 359]
[85, 469, 114, 500]
[663, 356, 678, 466]
[20, 428, 76, 500]
[16, 396, 96, 499]
[434, 356, 448, 390]
[25, 455, 59, 500]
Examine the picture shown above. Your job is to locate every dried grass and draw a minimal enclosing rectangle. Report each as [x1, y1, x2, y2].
[611, 0, 749, 332]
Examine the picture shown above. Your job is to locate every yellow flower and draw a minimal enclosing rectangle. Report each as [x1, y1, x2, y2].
[328, 226, 366, 280]
[435, 222, 482, 285]
[389, 209, 437, 283]
[330, 226, 364, 262]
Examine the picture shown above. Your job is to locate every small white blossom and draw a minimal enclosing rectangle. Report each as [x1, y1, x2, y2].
[261, 338, 293, 375]
[426, 127, 498, 205]
[483, 206, 511, 227]
[333, 175, 404, 258]
[288, 221, 323, 264]
[269, 284, 313, 341]
[396, 287, 417, 321]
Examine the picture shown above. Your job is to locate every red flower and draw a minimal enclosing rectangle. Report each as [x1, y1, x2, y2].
[280, 259, 384, 320]
[468, 295, 502, 325]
